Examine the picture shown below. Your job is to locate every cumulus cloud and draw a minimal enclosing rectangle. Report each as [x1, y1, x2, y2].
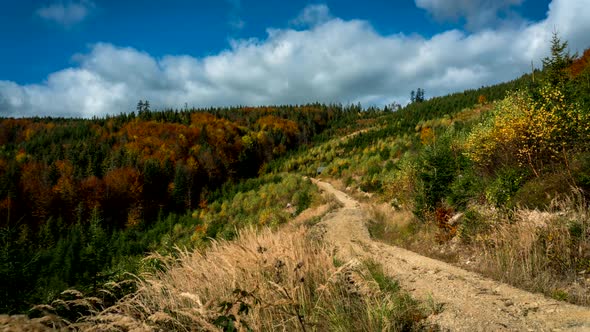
[291, 4, 332, 27]
[415, 0, 525, 30]
[2, 0, 590, 118]
[36, 0, 95, 26]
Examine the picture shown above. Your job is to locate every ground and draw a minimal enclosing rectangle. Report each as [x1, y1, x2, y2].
[311, 178, 590, 332]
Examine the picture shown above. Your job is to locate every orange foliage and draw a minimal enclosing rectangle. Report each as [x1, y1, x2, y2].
[190, 112, 218, 125]
[192, 113, 244, 164]
[104, 167, 142, 201]
[15, 150, 27, 163]
[79, 176, 105, 210]
[0, 119, 30, 145]
[570, 48, 590, 78]
[121, 120, 201, 163]
[53, 160, 76, 203]
[256, 115, 300, 143]
[420, 127, 435, 145]
[127, 205, 142, 227]
[257, 115, 298, 132]
[478, 94, 487, 104]
[435, 206, 456, 243]
[0, 196, 12, 212]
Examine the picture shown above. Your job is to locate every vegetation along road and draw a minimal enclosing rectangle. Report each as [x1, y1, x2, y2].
[311, 178, 590, 331]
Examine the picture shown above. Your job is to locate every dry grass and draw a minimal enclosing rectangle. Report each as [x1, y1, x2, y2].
[367, 191, 590, 306]
[61, 226, 428, 331]
[366, 205, 435, 252]
[476, 192, 590, 305]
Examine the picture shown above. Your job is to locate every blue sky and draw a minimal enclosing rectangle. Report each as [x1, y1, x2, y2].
[1, 0, 589, 117]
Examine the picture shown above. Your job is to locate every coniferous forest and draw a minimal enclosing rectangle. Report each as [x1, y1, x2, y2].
[0, 104, 356, 313]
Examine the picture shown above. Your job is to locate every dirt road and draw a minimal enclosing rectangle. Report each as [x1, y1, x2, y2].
[311, 178, 590, 331]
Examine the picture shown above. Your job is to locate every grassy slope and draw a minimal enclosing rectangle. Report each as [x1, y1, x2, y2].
[271, 69, 590, 305]
[17, 174, 434, 331]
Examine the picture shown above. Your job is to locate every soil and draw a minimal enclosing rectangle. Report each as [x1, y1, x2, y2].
[311, 178, 590, 332]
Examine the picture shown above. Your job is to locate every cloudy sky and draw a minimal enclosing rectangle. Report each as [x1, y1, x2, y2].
[1, 0, 589, 118]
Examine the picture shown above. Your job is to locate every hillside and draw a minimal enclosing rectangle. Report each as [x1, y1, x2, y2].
[2, 36, 590, 330]
[0, 104, 354, 313]
[312, 179, 590, 330]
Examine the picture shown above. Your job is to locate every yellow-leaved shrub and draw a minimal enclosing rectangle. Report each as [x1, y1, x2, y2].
[465, 87, 589, 176]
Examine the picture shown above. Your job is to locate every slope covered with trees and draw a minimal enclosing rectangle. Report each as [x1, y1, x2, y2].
[0, 104, 353, 313]
[3, 34, 590, 322]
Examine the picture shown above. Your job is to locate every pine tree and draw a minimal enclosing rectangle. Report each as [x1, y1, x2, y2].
[416, 88, 425, 102]
[542, 32, 574, 87]
[136, 100, 144, 113]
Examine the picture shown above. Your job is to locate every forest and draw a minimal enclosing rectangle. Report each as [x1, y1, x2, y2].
[0, 103, 355, 313]
[2, 34, 590, 320]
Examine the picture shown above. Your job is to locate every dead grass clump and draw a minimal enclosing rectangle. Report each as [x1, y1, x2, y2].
[367, 204, 416, 246]
[71, 226, 428, 331]
[478, 192, 590, 305]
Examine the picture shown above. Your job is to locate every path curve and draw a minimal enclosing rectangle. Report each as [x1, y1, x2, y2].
[311, 178, 590, 332]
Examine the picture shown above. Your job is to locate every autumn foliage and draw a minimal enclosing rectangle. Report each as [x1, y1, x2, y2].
[0, 104, 347, 313]
[465, 87, 590, 176]
[569, 48, 590, 78]
[0, 105, 341, 232]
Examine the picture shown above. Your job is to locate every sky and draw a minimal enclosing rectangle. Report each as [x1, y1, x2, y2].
[1, 0, 589, 118]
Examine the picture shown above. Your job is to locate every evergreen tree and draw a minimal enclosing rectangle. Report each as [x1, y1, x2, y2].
[410, 89, 425, 103]
[136, 100, 144, 113]
[416, 88, 425, 102]
[542, 32, 574, 87]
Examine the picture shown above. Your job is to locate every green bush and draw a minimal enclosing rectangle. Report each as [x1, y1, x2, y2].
[485, 167, 526, 208]
[573, 152, 590, 194]
[413, 133, 459, 217]
[457, 209, 488, 243]
[447, 169, 484, 210]
[513, 172, 572, 210]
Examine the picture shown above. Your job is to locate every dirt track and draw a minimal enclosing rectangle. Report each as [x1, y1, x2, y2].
[311, 178, 590, 332]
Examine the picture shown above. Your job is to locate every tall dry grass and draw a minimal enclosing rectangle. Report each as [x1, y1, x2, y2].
[66, 226, 427, 331]
[477, 191, 590, 304]
[366, 187, 590, 305]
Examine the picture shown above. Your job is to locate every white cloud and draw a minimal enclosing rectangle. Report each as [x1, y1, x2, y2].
[2, 0, 590, 118]
[291, 4, 332, 27]
[415, 0, 525, 30]
[224, 0, 245, 30]
[36, 0, 95, 27]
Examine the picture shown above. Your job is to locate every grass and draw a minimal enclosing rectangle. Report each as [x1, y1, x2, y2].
[366, 204, 417, 247]
[367, 192, 590, 306]
[26, 226, 432, 331]
[476, 193, 590, 305]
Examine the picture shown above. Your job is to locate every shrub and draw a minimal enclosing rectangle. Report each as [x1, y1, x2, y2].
[466, 87, 589, 177]
[447, 169, 484, 210]
[457, 208, 488, 244]
[513, 172, 573, 210]
[413, 133, 459, 218]
[484, 167, 526, 208]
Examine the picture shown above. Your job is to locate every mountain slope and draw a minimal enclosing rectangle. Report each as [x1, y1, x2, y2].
[312, 178, 590, 331]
